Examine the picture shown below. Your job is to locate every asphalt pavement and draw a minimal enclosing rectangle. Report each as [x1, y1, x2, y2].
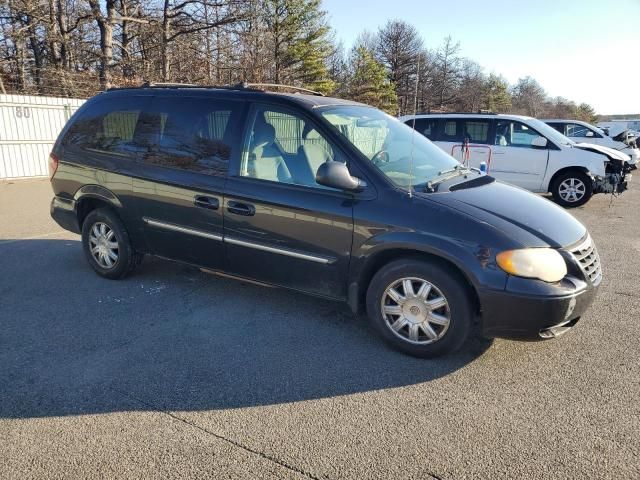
[1, 178, 638, 479]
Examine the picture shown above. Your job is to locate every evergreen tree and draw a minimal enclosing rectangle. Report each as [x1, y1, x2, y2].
[262, 0, 335, 94]
[484, 74, 511, 112]
[347, 46, 397, 114]
[576, 103, 598, 124]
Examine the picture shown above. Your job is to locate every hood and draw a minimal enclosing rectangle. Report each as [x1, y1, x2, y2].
[574, 142, 630, 162]
[417, 179, 587, 248]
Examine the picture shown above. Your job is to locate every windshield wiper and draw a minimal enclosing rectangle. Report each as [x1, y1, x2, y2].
[437, 164, 463, 176]
[424, 165, 471, 192]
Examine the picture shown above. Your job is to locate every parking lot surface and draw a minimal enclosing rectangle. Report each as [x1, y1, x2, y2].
[1, 178, 638, 479]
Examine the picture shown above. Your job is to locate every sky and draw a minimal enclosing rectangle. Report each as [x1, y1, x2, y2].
[323, 0, 640, 115]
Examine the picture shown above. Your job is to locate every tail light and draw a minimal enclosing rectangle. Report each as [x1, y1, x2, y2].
[48, 152, 59, 179]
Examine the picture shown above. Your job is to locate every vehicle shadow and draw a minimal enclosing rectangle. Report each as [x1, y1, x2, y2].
[0, 238, 492, 419]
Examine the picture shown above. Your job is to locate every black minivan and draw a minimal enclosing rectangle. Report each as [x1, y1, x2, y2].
[49, 84, 601, 357]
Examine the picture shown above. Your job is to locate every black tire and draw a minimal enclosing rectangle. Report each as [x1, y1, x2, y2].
[81, 207, 140, 279]
[366, 258, 473, 358]
[551, 170, 593, 208]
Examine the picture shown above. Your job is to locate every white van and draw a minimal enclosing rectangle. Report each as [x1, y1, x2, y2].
[399, 113, 632, 207]
[544, 119, 639, 164]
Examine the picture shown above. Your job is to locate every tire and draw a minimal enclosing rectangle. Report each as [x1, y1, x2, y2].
[81, 207, 140, 279]
[551, 170, 593, 208]
[366, 258, 473, 358]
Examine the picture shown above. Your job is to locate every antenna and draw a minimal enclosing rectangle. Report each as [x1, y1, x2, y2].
[407, 54, 421, 198]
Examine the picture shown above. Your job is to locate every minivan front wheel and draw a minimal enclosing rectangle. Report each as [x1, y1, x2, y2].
[81, 208, 140, 279]
[551, 170, 593, 208]
[366, 259, 472, 357]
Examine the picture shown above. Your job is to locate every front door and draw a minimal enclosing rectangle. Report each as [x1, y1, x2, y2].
[131, 95, 246, 269]
[223, 104, 355, 299]
[491, 119, 549, 191]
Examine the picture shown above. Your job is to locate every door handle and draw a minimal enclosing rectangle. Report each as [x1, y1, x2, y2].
[227, 200, 256, 216]
[194, 195, 219, 210]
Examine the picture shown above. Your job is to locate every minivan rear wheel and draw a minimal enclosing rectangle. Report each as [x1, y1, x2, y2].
[366, 259, 472, 357]
[551, 170, 593, 208]
[81, 208, 140, 279]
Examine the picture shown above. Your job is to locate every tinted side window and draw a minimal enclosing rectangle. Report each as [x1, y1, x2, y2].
[139, 96, 243, 176]
[408, 118, 440, 140]
[460, 120, 490, 144]
[546, 122, 565, 134]
[440, 119, 462, 142]
[62, 96, 150, 157]
[494, 120, 541, 148]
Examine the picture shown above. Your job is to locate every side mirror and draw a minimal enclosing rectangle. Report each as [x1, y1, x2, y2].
[531, 136, 548, 148]
[316, 161, 366, 192]
[585, 131, 595, 137]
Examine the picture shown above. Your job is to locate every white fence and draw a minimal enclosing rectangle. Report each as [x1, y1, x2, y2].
[0, 94, 85, 179]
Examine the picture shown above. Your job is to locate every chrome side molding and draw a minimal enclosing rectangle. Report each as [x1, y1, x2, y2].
[225, 237, 333, 264]
[143, 217, 334, 264]
[143, 218, 223, 242]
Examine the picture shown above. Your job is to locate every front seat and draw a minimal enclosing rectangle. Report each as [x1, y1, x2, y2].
[495, 125, 509, 146]
[302, 129, 332, 178]
[247, 122, 291, 182]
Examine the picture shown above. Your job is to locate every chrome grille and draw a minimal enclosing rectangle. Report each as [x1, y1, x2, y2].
[570, 235, 602, 285]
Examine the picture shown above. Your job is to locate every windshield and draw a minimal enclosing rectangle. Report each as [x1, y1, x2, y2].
[527, 118, 575, 146]
[320, 106, 459, 188]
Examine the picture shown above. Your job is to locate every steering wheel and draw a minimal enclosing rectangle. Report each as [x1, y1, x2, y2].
[371, 150, 390, 166]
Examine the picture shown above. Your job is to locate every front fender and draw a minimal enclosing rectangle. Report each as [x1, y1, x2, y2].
[347, 230, 510, 314]
[352, 231, 507, 290]
[575, 149, 608, 177]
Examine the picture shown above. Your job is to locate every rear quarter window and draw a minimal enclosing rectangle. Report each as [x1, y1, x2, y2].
[62, 96, 151, 158]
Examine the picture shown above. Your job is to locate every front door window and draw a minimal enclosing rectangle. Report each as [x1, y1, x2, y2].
[241, 107, 338, 189]
[494, 120, 541, 148]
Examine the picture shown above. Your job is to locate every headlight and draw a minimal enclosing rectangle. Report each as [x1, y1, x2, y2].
[496, 248, 567, 283]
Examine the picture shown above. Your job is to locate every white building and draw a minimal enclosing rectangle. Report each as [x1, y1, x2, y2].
[0, 94, 85, 179]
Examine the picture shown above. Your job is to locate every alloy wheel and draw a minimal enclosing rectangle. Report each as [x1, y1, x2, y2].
[558, 178, 586, 203]
[88, 222, 119, 269]
[380, 277, 451, 345]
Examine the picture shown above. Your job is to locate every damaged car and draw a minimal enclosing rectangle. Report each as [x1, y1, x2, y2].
[544, 119, 639, 166]
[400, 113, 633, 207]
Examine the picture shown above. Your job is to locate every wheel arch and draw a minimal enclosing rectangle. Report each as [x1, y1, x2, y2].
[348, 246, 481, 316]
[546, 166, 591, 192]
[73, 185, 123, 228]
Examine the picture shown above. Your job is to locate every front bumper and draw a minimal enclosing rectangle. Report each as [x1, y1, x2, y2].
[594, 172, 632, 195]
[479, 276, 598, 340]
[50, 196, 81, 234]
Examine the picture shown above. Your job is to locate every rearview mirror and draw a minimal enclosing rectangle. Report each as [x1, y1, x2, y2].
[531, 136, 548, 148]
[316, 161, 366, 192]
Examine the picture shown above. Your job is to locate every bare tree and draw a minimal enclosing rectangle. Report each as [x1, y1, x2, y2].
[454, 59, 485, 112]
[511, 76, 546, 116]
[0, 0, 604, 119]
[432, 36, 462, 109]
[375, 19, 422, 115]
[88, 0, 116, 89]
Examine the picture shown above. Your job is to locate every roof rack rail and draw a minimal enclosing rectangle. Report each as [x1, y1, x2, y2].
[414, 110, 497, 115]
[141, 81, 197, 87]
[238, 82, 324, 96]
[107, 81, 325, 96]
